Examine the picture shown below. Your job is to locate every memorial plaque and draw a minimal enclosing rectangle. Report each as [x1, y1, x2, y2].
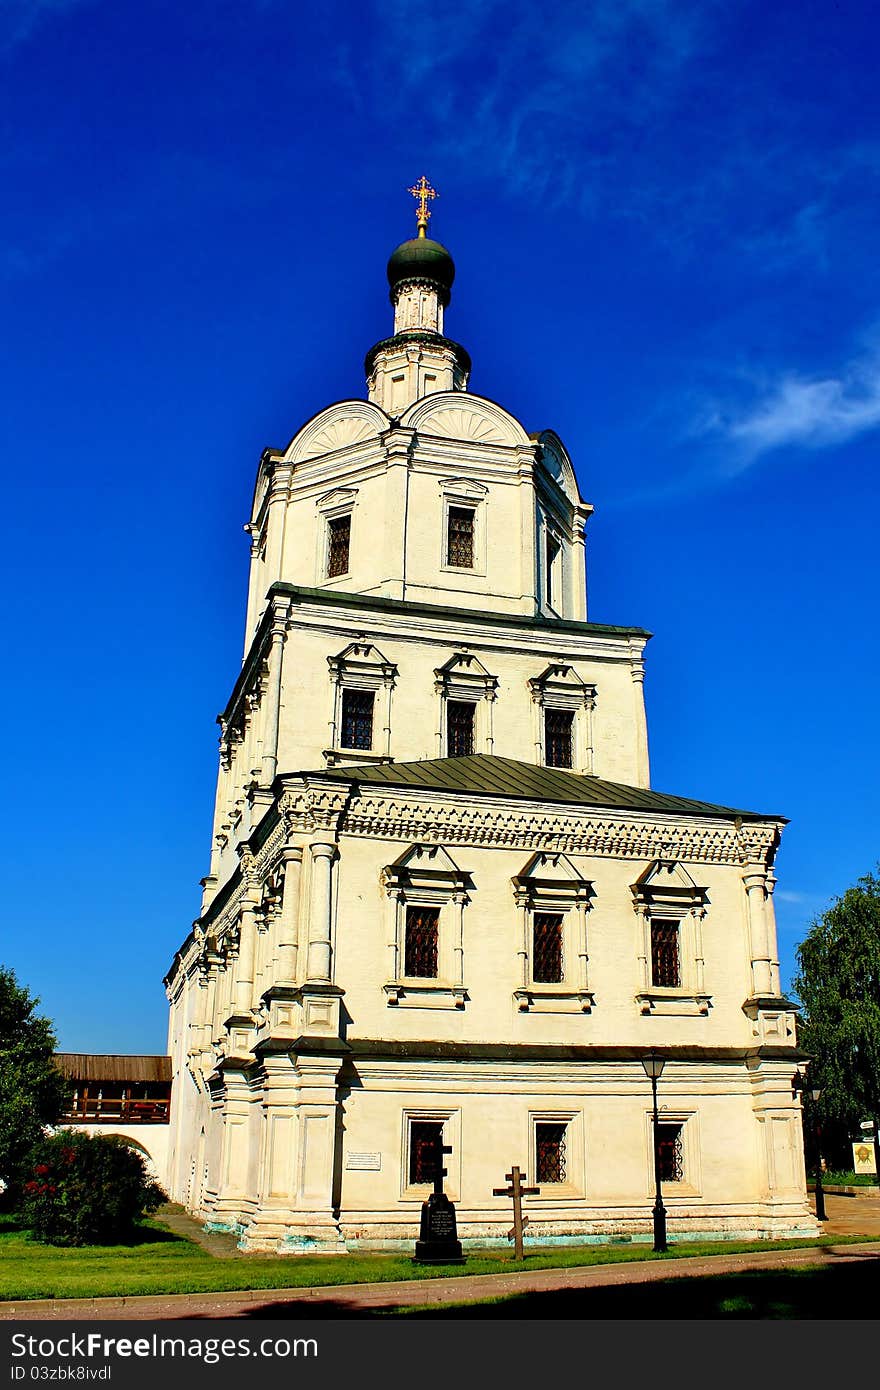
[345, 1151, 382, 1171]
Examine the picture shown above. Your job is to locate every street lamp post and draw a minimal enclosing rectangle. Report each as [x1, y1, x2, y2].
[642, 1051, 668, 1253]
[810, 1088, 827, 1222]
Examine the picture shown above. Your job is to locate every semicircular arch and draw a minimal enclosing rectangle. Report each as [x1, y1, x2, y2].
[285, 400, 390, 466]
[400, 392, 530, 447]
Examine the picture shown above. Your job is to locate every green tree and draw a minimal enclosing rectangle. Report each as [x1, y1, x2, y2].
[0, 966, 67, 1203]
[792, 869, 880, 1173]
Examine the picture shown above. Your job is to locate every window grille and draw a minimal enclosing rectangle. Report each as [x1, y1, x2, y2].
[447, 700, 476, 756]
[327, 514, 351, 577]
[657, 1122, 685, 1182]
[533, 912, 564, 983]
[340, 689, 374, 749]
[447, 506, 475, 568]
[404, 905, 439, 978]
[535, 1121, 567, 1183]
[651, 917, 681, 988]
[409, 1120, 444, 1184]
[544, 707, 574, 768]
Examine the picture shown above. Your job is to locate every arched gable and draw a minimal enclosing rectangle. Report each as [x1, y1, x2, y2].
[284, 400, 390, 466]
[400, 391, 530, 447]
[533, 430, 583, 506]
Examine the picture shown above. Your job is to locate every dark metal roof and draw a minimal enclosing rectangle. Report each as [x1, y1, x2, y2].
[319, 754, 783, 822]
[54, 1055, 172, 1084]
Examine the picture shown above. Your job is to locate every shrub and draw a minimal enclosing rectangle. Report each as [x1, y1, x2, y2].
[21, 1130, 165, 1245]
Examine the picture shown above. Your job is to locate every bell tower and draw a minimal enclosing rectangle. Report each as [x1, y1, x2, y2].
[366, 177, 471, 414]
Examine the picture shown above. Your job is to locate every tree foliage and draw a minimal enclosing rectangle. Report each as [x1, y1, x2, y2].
[0, 966, 67, 1199]
[792, 869, 880, 1131]
[22, 1131, 165, 1246]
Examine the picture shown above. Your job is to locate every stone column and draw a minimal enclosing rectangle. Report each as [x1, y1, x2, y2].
[514, 446, 538, 614]
[630, 652, 650, 789]
[260, 606, 288, 786]
[576, 899, 590, 992]
[306, 842, 335, 981]
[233, 899, 258, 1012]
[484, 688, 496, 755]
[275, 847, 303, 986]
[452, 891, 467, 988]
[381, 675, 394, 757]
[744, 868, 774, 997]
[764, 870, 782, 995]
[517, 896, 530, 992]
[584, 690, 596, 775]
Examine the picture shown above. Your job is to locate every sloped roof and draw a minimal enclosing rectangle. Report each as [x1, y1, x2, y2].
[54, 1055, 172, 1084]
[319, 754, 782, 822]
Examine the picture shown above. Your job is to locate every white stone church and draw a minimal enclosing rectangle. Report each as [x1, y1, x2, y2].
[164, 189, 814, 1251]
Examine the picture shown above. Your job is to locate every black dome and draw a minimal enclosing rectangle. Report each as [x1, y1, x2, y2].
[387, 237, 455, 297]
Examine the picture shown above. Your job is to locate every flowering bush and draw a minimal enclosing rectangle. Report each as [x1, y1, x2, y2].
[22, 1130, 165, 1245]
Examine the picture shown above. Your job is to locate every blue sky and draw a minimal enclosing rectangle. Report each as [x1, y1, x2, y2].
[1, 0, 877, 1050]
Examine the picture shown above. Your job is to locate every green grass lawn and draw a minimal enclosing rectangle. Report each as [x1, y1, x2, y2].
[0, 1210, 873, 1303]
[815, 1170, 878, 1187]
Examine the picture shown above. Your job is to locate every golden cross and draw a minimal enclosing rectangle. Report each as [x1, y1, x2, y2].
[408, 175, 438, 237]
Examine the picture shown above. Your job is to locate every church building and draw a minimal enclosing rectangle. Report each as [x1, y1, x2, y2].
[164, 182, 813, 1250]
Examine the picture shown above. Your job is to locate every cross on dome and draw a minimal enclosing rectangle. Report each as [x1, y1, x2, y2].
[407, 175, 438, 237]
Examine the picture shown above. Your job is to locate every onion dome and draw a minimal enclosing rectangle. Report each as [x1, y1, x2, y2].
[387, 237, 455, 304]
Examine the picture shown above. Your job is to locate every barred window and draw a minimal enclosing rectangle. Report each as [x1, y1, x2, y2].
[535, 1121, 567, 1183]
[533, 912, 564, 984]
[340, 689, 374, 750]
[447, 700, 475, 757]
[657, 1122, 684, 1182]
[404, 905, 439, 978]
[327, 514, 351, 577]
[544, 708, 574, 768]
[409, 1120, 444, 1185]
[651, 917, 681, 988]
[447, 506, 475, 568]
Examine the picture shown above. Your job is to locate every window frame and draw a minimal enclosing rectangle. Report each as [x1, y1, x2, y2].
[401, 1108, 461, 1201]
[631, 861, 711, 1018]
[446, 505, 476, 569]
[325, 640, 398, 767]
[650, 915, 682, 989]
[528, 664, 597, 776]
[403, 904, 440, 979]
[435, 652, 498, 757]
[325, 512, 352, 579]
[439, 481, 488, 578]
[512, 852, 595, 1013]
[446, 698, 477, 757]
[644, 1109, 700, 1197]
[382, 845, 472, 1010]
[544, 706, 575, 769]
[527, 1109, 584, 1200]
[339, 687, 375, 751]
[315, 488, 358, 587]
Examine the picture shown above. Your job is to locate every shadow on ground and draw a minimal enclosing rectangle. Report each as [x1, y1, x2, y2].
[200, 1254, 880, 1320]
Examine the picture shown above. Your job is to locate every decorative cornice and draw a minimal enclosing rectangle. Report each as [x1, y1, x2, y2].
[364, 331, 471, 379]
[328, 789, 779, 866]
[267, 582, 651, 643]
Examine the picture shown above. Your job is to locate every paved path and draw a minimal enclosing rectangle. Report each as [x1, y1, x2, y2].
[3, 1193, 879, 1321]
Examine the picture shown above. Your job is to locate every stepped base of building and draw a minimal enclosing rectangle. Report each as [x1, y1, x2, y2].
[193, 1203, 819, 1254]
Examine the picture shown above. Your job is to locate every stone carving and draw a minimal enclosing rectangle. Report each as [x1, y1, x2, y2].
[286, 403, 387, 464]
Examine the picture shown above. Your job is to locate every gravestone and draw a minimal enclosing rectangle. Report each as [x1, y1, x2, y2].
[413, 1132, 465, 1265]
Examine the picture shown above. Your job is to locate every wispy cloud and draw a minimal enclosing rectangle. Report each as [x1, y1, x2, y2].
[697, 346, 880, 469]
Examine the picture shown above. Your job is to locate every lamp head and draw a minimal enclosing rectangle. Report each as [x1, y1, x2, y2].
[642, 1052, 665, 1082]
